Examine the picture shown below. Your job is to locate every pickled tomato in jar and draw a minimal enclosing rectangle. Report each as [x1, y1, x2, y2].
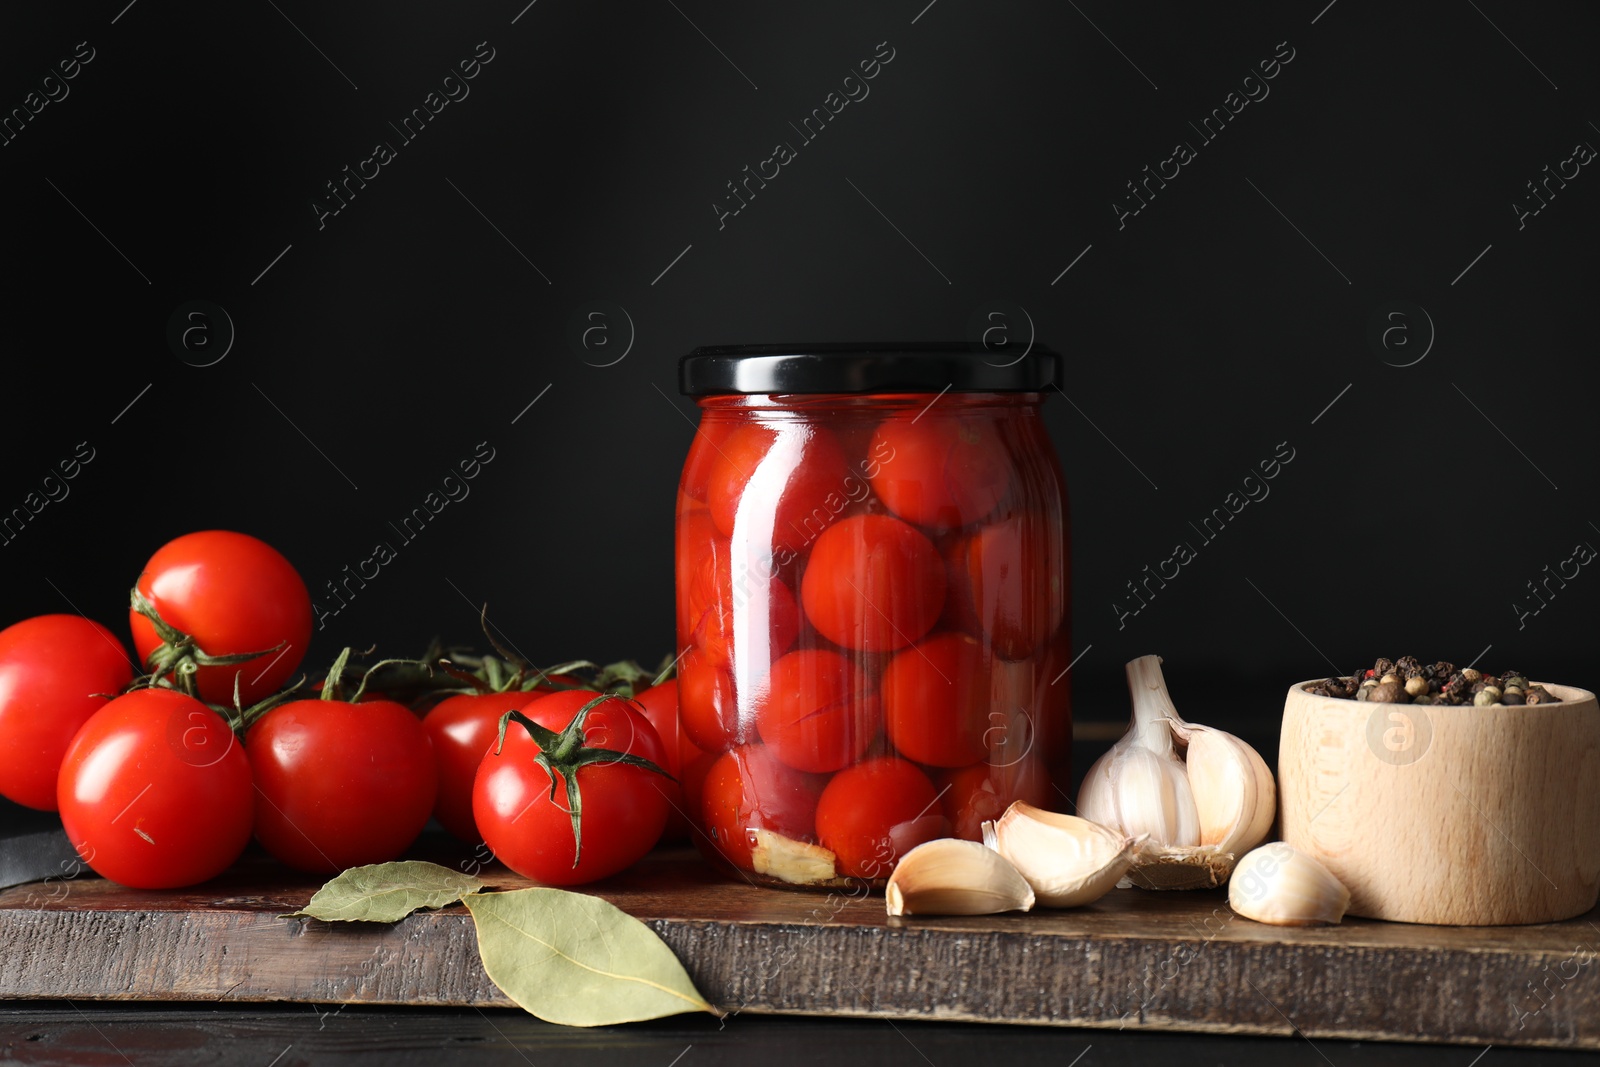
[675, 344, 1070, 888]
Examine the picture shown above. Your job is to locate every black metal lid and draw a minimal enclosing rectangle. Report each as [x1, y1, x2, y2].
[679, 342, 1060, 396]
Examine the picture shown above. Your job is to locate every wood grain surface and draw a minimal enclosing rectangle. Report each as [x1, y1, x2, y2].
[2, 847, 1598, 1050]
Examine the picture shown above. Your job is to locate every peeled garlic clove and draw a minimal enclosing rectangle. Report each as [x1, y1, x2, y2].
[751, 829, 837, 885]
[1174, 722, 1276, 854]
[986, 802, 1137, 908]
[1228, 842, 1350, 926]
[885, 838, 1035, 917]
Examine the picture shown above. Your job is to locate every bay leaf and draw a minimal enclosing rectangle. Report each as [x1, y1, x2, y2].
[287, 861, 485, 922]
[465, 888, 718, 1025]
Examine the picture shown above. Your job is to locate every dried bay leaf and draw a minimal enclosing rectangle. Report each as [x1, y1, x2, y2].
[287, 861, 485, 922]
[465, 888, 718, 1025]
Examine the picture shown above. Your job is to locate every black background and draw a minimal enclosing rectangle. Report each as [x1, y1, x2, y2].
[2, 0, 1597, 741]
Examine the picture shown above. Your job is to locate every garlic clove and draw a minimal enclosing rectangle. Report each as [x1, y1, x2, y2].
[1074, 746, 1120, 828]
[986, 802, 1138, 908]
[885, 838, 1035, 917]
[1115, 744, 1201, 849]
[750, 829, 837, 885]
[1228, 842, 1350, 926]
[1174, 723, 1276, 855]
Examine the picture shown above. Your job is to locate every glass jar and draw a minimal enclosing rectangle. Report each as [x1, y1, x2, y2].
[674, 343, 1070, 888]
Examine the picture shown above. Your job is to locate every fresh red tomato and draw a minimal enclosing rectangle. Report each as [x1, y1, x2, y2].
[631, 679, 703, 841]
[686, 550, 801, 668]
[814, 756, 944, 879]
[706, 424, 850, 546]
[423, 692, 526, 843]
[678, 648, 740, 752]
[946, 513, 1066, 659]
[882, 631, 991, 767]
[129, 531, 312, 705]
[800, 514, 946, 652]
[699, 743, 825, 871]
[754, 649, 880, 773]
[868, 417, 1011, 528]
[474, 689, 670, 885]
[941, 757, 1051, 841]
[57, 687, 253, 889]
[0, 615, 134, 811]
[247, 697, 437, 873]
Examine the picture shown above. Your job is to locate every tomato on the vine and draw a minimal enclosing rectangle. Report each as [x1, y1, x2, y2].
[130, 531, 312, 705]
[814, 756, 944, 879]
[423, 691, 526, 843]
[57, 687, 253, 889]
[247, 693, 437, 873]
[883, 631, 991, 767]
[473, 689, 671, 886]
[868, 417, 1011, 528]
[0, 615, 134, 811]
[754, 649, 880, 773]
[699, 743, 824, 871]
[800, 514, 946, 652]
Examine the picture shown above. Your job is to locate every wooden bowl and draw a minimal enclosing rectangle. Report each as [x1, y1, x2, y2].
[1278, 680, 1600, 925]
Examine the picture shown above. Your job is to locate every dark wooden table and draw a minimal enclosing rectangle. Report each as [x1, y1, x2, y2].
[4, 724, 1592, 1061]
[2, 1002, 1594, 1066]
[3, 844, 1598, 1053]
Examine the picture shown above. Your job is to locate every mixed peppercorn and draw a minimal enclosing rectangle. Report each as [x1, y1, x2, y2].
[1307, 657, 1560, 706]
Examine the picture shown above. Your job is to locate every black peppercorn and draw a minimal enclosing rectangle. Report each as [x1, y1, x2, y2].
[1369, 680, 1406, 703]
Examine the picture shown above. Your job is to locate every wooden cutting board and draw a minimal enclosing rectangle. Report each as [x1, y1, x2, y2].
[1, 846, 1594, 1050]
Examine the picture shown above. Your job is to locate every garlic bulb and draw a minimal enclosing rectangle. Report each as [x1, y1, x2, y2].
[885, 838, 1035, 916]
[1077, 655, 1276, 889]
[1228, 842, 1349, 926]
[984, 803, 1138, 908]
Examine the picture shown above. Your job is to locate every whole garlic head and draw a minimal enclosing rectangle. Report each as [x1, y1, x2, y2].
[1077, 655, 1277, 889]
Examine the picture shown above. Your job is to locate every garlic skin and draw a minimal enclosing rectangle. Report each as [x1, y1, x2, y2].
[1228, 842, 1350, 926]
[984, 803, 1137, 908]
[1077, 655, 1276, 889]
[885, 838, 1035, 917]
[750, 829, 837, 885]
